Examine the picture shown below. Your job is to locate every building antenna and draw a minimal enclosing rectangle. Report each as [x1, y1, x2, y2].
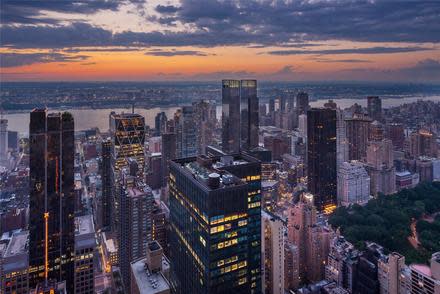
[132, 95, 135, 114]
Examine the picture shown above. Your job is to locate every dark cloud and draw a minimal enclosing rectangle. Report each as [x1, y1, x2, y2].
[314, 58, 372, 63]
[0, 52, 89, 67]
[144, 49, 211, 56]
[1, 0, 439, 51]
[155, 5, 181, 14]
[1, 0, 121, 24]
[266, 46, 432, 56]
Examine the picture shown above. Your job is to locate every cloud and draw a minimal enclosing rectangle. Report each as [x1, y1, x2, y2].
[1, 0, 121, 24]
[144, 49, 211, 56]
[273, 65, 294, 75]
[1, 1, 440, 50]
[0, 52, 89, 67]
[314, 59, 372, 63]
[266, 46, 432, 56]
[155, 5, 181, 14]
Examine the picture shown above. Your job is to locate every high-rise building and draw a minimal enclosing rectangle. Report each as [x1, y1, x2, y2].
[119, 173, 154, 291]
[354, 242, 384, 294]
[222, 80, 241, 153]
[409, 129, 438, 158]
[325, 235, 360, 293]
[307, 108, 337, 212]
[369, 120, 385, 141]
[109, 112, 146, 174]
[367, 96, 382, 121]
[109, 112, 146, 234]
[74, 215, 96, 294]
[7, 130, 18, 151]
[1, 231, 29, 294]
[175, 106, 197, 158]
[240, 80, 259, 150]
[345, 115, 372, 161]
[284, 242, 300, 291]
[337, 161, 370, 206]
[366, 139, 396, 196]
[0, 119, 8, 161]
[101, 138, 113, 229]
[286, 195, 317, 283]
[161, 133, 177, 187]
[169, 154, 262, 293]
[387, 123, 405, 150]
[222, 80, 259, 153]
[29, 109, 75, 292]
[378, 252, 409, 294]
[152, 201, 168, 256]
[410, 252, 440, 294]
[269, 99, 275, 114]
[336, 109, 349, 170]
[298, 114, 307, 140]
[296, 92, 309, 116]
[193, 100, 217, 155]
[262, 211, 284, 294]
[154, 112, 167, 137]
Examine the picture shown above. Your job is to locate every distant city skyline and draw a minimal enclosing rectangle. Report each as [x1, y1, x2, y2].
[1, 0, 440, 82]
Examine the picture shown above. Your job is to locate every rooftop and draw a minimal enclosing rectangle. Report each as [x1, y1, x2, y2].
[4, 230, 28, 258]
[75, 214, 94, 236]
[131, 258, 170, 294]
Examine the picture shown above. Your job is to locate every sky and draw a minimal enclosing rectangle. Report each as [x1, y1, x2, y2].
[1, 0, 440, 82]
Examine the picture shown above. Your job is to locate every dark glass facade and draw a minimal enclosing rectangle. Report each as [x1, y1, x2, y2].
[101, 138, 113, 229]
[367, 96, 382, 121]
[29, 109, 75, 292]
[222, 80, 241, 153]
[169, 154, 262, 294]
[240, 80, 259, 150]
[307, 108, 337, 212]
[296, 92, 309, 115]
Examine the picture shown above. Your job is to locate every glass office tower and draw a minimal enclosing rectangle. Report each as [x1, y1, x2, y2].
[307, 108, 337, 213]
[240, 80, 259, 150]
[29, 109, 75, 292]
[169, 154, 262, 294]
[222, 80, 241, 153]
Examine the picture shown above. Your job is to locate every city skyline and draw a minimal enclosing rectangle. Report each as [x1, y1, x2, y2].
[1, 0, 440, 82]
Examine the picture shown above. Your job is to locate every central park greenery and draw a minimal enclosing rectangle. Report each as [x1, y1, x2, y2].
[329, 182, 440, 264]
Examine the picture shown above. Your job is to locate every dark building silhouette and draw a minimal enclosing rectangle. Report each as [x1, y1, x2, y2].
[296, 92, 309, 115]
[169, 154, 262, 294]
[101, 138, 113, 229]
[29, 109, 75, 292]
[161, 132, 177, 186]
[367, 96, 382, 121]
[222, 80, 242, 153]
[307, 108, 337, 213]
[240, 80, 259, 150]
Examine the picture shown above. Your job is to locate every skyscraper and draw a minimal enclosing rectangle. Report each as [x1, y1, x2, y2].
[296, 92, 309, 115]
[193, 100, 217, 155]
[119, 172, 153, 291]
[345, 115, 372, 161]
[161, 132, 177, 186]
[0, 119, 8, 162]
[169, 154, 262, 294]
[367, 96, 382, 121]
[262, 211, 284, 294]
[109, 112, 146, 175]
[307, 108, 337, 212]
[175, 106, 197, 158]
[222, 80, 241, 153]
[241, 80, 259, 150]
[29, 109, 75, 292]
[109, 112, 146, 234]
[74, 215, 96, 294]
[154, 112, 167, 137]
[101, 138, 113, 229]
